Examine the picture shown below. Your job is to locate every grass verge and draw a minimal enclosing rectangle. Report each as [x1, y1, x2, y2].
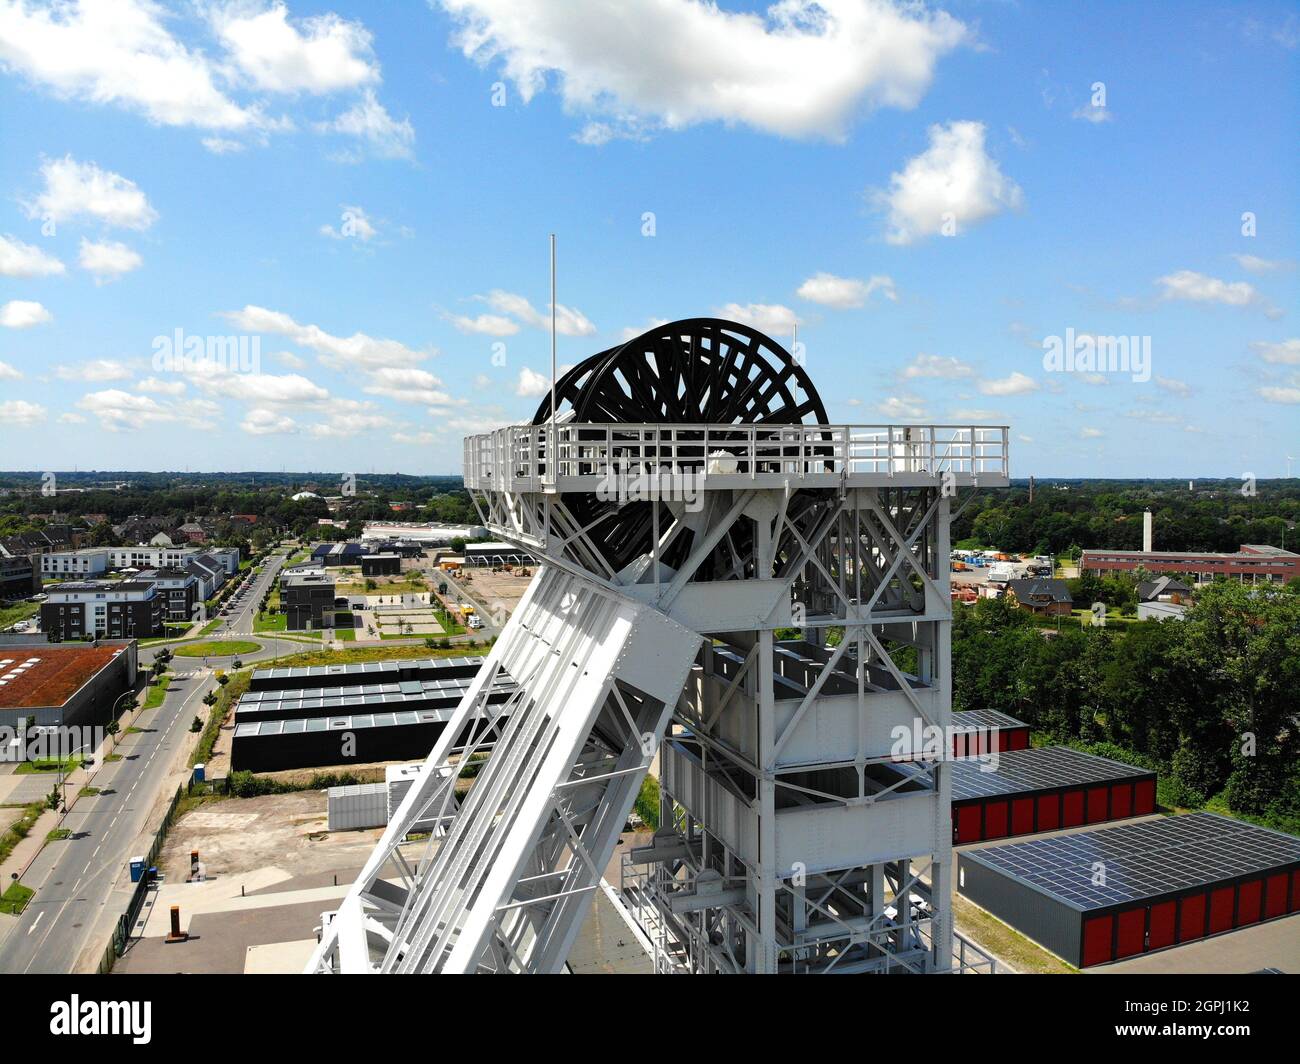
[0, 883, 35, 915]
[953, 893, 1076, 975]
[142, 674, 171, 710]
[264, 642, 494, 669]
[190, 670, 250, 768]
[0, 803, 45, 866]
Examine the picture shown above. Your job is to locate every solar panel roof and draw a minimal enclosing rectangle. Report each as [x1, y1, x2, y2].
[962, 812, 1300, 911]
[233, 674, 516, 721]
[232, 700, 495, 738]
[253, 656, 485, 682]
[952, 708, 1028, 731]
[951, 745, 1151, 801]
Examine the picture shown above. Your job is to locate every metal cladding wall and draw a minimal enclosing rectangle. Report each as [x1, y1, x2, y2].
[327, 783, 389, 830]
[951, 722, 1030, 759]
[1077, 867, 1300, 967]
[232, 719, 442, 772]
[951, 749, 1157, 845]
[958, 850, 1084, 963]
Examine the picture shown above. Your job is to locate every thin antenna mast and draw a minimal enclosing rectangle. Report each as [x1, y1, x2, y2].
[550, 234, 557, 487]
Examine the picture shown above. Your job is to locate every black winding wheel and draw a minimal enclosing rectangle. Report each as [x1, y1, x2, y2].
[530, 318, 829, 577]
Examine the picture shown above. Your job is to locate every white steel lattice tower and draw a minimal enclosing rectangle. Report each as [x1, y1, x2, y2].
[310, 318, 1009, 973]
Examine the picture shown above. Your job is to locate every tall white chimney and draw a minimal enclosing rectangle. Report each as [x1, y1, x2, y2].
[1143, 509, 1153, 553]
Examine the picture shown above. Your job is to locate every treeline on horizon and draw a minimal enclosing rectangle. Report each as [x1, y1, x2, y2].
[952, 480, 1298, 555]
[954, 583, 1300, 835]
[0, 475, 480, 544]
[0, 470, 462, 490]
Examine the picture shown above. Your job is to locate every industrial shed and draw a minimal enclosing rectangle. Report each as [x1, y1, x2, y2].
[950, 708, 1030, 758]
[950, 746, 1156, 844]
[958, 813, 1300, 967]
[231, 657, 515, 771]
[361, 554, 401, 577]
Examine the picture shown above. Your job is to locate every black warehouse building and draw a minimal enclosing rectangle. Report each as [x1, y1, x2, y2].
[231, 656, 515, 771]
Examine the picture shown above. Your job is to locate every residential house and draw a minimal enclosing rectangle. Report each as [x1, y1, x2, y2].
[1004, 578, 1074, 617]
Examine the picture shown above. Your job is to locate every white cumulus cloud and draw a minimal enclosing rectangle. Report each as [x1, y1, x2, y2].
[211, 3, 379, 95]
[220, 304, 430, 370]
[78, 237, 142, 281]
[1251, 338, 1300, 365]
[0, 399, 46, 426]
[978, 370, 1038, 396]
[0, 299, 52, 328]
[797, 271, 896, 308]
[901, 352, 973, 379]
[715, 302, 799, 335]
[26, 155, 157, 230]
[481, 289, 596, 336]
[0, 233, 65, 276]
[439, 0, 966, 141]
[875, 120, 1022, 245]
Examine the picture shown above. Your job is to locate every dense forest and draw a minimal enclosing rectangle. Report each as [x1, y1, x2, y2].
[952, 479, 1298, 555]
[952, 582, 1300, 833]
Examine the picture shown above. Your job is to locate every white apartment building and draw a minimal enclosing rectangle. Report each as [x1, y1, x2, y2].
[40, 548, 111, 577]
[107, 545, 202, 570]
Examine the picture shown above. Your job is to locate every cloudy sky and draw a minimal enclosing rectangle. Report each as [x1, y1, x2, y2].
[0, 0, 1296, 476]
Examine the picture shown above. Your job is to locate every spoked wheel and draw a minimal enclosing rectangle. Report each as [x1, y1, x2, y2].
[531, 318, 829, 577]
[532, 317, 827, 425]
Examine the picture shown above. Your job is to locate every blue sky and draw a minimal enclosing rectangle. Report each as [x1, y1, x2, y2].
[0, 0, 1296, 477]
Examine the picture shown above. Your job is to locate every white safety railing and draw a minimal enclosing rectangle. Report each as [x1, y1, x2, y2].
[463, 423, 1009, 491]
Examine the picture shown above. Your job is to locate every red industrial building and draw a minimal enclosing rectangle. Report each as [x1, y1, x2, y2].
[951, 746, 1156, 844]
[951, 708, 1030, 758]
[1081, 543, 1299, 584]
[958, 813, 1300, 968]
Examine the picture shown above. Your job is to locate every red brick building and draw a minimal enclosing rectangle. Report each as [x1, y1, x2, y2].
[1082, 543, 1299, 584]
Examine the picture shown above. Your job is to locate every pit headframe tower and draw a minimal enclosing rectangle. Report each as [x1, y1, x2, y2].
[310, 318, 1009, 973]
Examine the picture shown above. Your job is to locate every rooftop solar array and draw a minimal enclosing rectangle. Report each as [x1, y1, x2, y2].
[952, 708, 1027, 731]
[963, 812, 1300, 911]
[234, 674, 515, 721]
[232, 698, 498, 738]
[951, 745, 1149, 801]
[252, 656, 486, 683]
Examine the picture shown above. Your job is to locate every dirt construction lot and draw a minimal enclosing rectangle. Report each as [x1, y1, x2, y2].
[459, 567, 532, 620]
[157, 790, 379, 883]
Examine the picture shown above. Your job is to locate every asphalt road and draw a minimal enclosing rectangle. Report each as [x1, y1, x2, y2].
[0, 662, 213, 973]
[0, 550, 498, 972]
[0, 551, 291, 973]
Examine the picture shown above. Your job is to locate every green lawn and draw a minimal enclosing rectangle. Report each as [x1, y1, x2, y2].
[0, 600, 39, 630]
[173, 639, 261, 658]
[0, 883, 35, 915]
[15, 756, 81, 775]
[254, 612, 287, 633]
[142, 674, 172, 710]
[336, 628, 356, 641]
[263, 642, 493, 669]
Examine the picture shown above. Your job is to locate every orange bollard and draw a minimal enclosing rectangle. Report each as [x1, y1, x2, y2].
[165, 904, 188, 943]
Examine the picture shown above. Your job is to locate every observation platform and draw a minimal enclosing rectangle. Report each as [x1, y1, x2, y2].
[464, 422, 1010, 494]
